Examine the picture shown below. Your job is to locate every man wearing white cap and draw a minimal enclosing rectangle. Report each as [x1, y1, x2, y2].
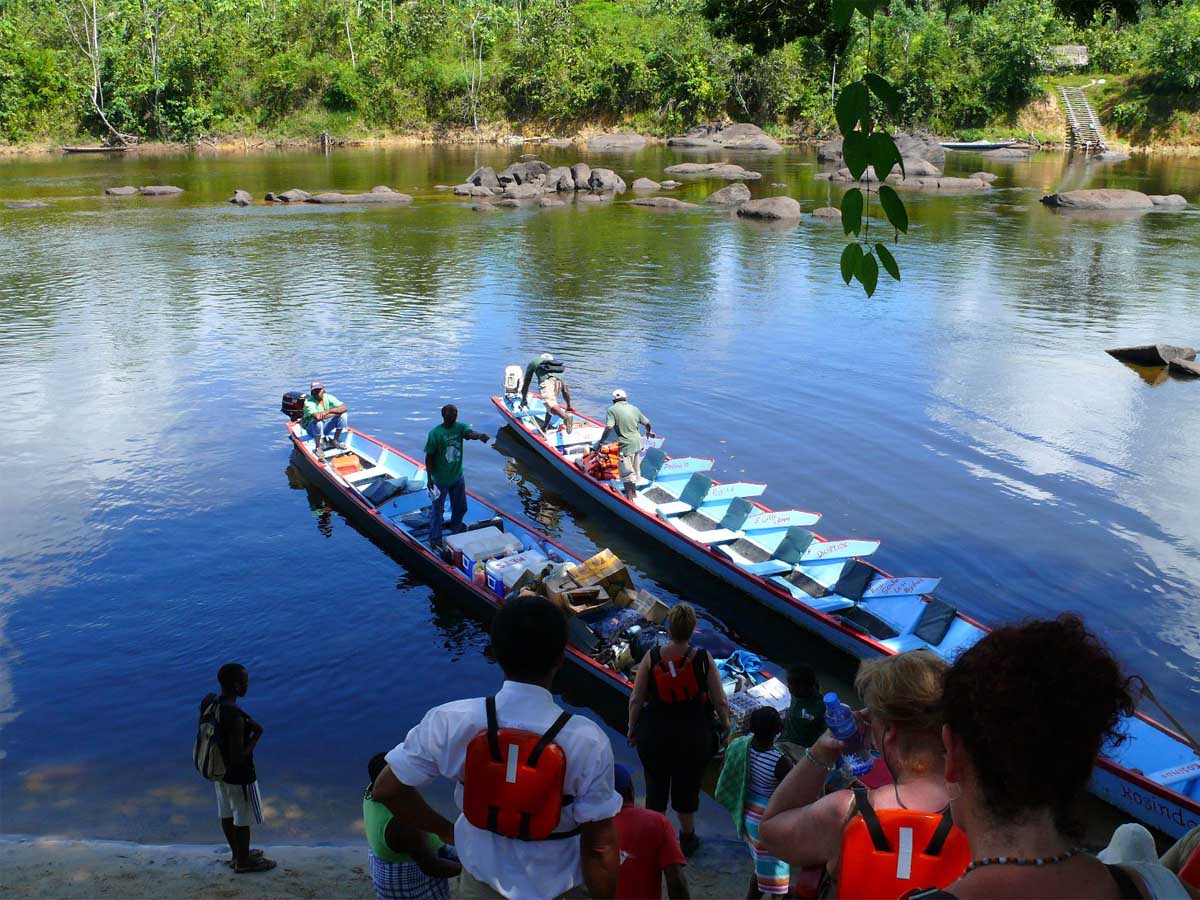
[519, 352, 574, 434]
[596, 389, 653, 500]
[303, 381, 349, 454]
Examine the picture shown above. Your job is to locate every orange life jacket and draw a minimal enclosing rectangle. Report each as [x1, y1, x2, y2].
[834, 785, 971, 900]
[650, 646, 704, 705]
[583, 442, 621, 481]
[1181, 840, 1200, 890]
[461, 696, 576, 841]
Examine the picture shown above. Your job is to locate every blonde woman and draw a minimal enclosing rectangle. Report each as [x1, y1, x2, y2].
[759, 650, 959, 895]
[628, 603, 731, 856]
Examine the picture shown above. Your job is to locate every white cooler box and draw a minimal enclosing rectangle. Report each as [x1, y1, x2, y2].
[445, 527, 524, 578]
[485, 550, 550, 597]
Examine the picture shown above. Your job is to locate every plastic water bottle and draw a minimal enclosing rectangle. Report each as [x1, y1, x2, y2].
[823, 692, 874, 777]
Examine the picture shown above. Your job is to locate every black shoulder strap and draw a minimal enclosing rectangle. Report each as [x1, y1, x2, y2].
[485, 696, 501, 762]
[1106, 864, 1143, 900]
[650, 644, 662, 668]
[923, 806, 955, 857]
[852, 784, 892, 853]
[528, 712, 573, 768]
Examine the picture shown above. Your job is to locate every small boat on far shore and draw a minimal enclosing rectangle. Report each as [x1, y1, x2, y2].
[940, 139, 1020, 151]
[62, 145, 127, 154]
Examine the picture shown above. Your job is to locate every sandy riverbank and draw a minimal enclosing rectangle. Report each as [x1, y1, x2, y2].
[1, 834, 753, 898]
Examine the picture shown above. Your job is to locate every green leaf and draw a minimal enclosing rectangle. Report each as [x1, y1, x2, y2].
[857, 251, 879, 297]
[841, 188, 864, 236]
[840, 243, 863, 285]
[876, 243, 900, 281]
[867, 131, 903, 181]
[832, 0, 855, 29]
[854, 0, 880, 19]
[878, 184, 908, 234]
[834, 82, 869, 137]
[843, 131, 870, 181]
[864, 73, 901, 118]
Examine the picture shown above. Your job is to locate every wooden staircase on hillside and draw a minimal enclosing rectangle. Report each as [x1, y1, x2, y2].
[1058, 85, 1108, 154]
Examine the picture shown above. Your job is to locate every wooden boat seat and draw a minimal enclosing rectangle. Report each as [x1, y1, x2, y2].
[344, 466, 389, 484]
[720, 526, 816, 575]
[667, 498, 756, 545]
[655, 473, 714, 517]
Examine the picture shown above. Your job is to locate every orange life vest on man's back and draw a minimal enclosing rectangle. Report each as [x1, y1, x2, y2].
[1180, 840, 1200, 890]
[834, 785, 971, 899]
[649, 645, 704, 705]
[461, 696, 576, 841]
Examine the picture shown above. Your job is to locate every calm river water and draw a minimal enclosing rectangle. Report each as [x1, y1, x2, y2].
[1, 144, 1198, 843]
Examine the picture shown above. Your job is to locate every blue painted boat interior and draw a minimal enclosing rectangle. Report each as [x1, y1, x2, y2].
[497, 392, 1200, 831]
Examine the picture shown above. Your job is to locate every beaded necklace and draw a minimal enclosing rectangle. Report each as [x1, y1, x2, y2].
[963, 847, 1083, 874]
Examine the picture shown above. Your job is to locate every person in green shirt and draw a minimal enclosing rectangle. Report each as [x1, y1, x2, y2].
[777, 664, 826, 763]
[302, 381, 349, 455]
[364, 752, 461, 899]
[519, 352, 574, 433]
[423, 404, 490, 548]
[594, 389, 654, 499]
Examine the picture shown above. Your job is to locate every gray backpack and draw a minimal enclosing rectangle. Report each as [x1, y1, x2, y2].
[194, 693, 226, 781]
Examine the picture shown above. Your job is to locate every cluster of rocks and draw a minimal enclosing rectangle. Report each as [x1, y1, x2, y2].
[104, 185, 184, 197]
[240, 186, 412, 206]
[446, 160, 631, 203]
[667, 123, 782, 153]
[1040, 189, 1188, 211]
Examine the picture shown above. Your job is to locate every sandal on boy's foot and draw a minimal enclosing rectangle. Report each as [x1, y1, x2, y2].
[679, 832, 701, 857]
[226, 849, 264, 868]
[234, 856, 276, 873]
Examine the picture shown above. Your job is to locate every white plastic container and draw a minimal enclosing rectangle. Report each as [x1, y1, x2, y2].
[485, 550, 550, 597]
[444, 527, 523, 577]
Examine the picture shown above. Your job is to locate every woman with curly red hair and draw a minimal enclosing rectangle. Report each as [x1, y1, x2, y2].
[930, 614, 1196, 899]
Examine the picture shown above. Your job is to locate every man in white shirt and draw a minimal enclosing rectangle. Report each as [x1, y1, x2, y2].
[371, 595, 622, 899]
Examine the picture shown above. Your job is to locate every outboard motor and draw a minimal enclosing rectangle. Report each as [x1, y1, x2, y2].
[503, 365, 523, 396]
[282, 390, 306, 421]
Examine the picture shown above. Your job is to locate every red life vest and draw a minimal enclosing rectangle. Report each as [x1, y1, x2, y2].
[650, 646, 704, 705]
[461, 696, 576, 841]
[834, 785, 971, 900]
[1181, 840, 1200, 890]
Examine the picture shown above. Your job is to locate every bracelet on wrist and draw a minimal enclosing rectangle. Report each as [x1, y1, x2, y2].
[804, 747, 835, 772]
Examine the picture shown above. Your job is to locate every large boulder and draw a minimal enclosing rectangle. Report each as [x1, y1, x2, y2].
[1041, 189, 1154, 210]
[628, 197, 697, 209]
[546, 166, 575, 192]
[891, 175, 991, 191]
[736, 196, 803, 220]
[1149, 194, 1188, 208]
[104, 185, 138, 196]
[663, 162, 761, 180]
[498, 160, 551, 185]
[273, 188, 310, 203]
[501, 182, 546, 200]
[899, 158, 941, 177]
[704, 183, 752, 206]
[454, 183, 494, 197]
[230, 190, 253, 207]
[981, 147, 1032, 159]
[812, 206, 842, 221]
[571, 162, 592, 191]
[306, 190, 413, 204]
[817, 138, 844, 163]
[631, 177, 661, 191]
[668, 123, 781, 152]
[587, 132, 646, 151]
[468, 166, 501, 190]
[588, 168, 627, 193]
[139, 185, 183, 196]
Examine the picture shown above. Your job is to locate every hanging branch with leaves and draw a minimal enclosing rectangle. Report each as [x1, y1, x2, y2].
[831, 0, 909, 297]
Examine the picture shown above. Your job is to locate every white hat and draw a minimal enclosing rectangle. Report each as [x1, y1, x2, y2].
[612, 389, 627, 401]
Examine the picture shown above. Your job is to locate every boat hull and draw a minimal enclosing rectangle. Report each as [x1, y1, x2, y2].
[1107, 344, 1196, 367]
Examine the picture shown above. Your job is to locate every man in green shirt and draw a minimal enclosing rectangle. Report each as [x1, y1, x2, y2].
[778, 664, 826, 763]
[595, 389, 654, 499]
[519, 352, 574, 434]
[423, 404, 490, 548]
[302, 381, 349, 455]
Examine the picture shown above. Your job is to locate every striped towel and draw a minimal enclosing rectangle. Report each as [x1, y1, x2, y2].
[744, 789, 791, 895]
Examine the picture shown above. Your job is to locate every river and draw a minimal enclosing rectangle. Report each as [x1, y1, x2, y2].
[0, 144, 1198, 843]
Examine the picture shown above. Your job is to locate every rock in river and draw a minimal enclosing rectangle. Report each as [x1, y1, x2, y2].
[663, 162, 761, 180]
[306, 189, 413, 204]
[1149, 194, 1188, 208]
[587, 132, 647, 151]
[501, 183, 546, 200]
[468, 166, 501, 190]
[588, 168, 627, 193]
[139, 185, 184, 196]
[667, 123, 781, 153]
[660, 180, 682, 189]
[230, 190, 253, 207]
[538, 196, 566, 207]
[736, 196, 803, 220]
[811, 206, 841, 221]
[628, 197, 697, 209]
[1041, 189, 1154, 210]
[454, 183, 495, 197]
[704, 183, 751, 206]
[104, 185, 138, 196]
[571, 162, 592, 191]
[631, 177, 661, 191]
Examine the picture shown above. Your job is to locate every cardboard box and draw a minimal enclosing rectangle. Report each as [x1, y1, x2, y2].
[563, 585, 610, 617]
[629, 589, 670, 625]
[543, 572, 580, 608]
[568, 549, 634, 596]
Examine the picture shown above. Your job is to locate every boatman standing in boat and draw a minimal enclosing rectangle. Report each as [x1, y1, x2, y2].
[594, 389, 654, 500]
[520, 353, 574, 434]
[303, 381, 349, 452]
[424, 404, 490, 549]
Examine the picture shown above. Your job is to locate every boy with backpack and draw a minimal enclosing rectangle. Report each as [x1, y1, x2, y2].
[195, 662, 275, 873]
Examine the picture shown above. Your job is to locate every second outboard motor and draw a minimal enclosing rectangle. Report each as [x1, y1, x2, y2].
[282, 390, 306, 421]
[503, 365, 523, 396]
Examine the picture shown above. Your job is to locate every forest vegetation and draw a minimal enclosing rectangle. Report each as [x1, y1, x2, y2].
[1, 0, 1197, 146]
